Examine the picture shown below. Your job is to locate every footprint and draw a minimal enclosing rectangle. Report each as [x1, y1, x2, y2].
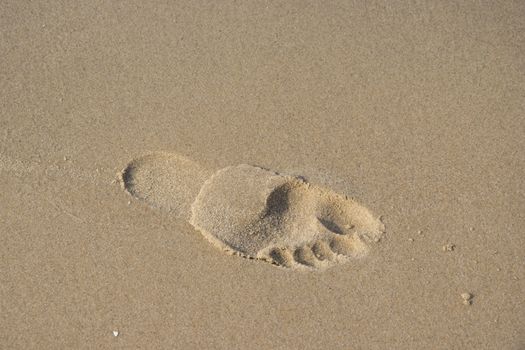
[121, 153, 385, 271]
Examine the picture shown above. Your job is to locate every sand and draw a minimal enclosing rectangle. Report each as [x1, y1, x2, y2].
[122, 153, 384, 270]
[1, 1, 524, 349]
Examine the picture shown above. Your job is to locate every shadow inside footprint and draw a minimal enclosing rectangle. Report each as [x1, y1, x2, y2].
[318, 218, 344, 235]
[264, 184, 292, 217]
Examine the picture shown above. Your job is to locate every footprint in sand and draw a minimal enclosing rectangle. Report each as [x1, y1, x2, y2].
[120, 152, 385, 271]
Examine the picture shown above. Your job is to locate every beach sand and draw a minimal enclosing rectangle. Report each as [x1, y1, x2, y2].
[1, 1, 524, 349]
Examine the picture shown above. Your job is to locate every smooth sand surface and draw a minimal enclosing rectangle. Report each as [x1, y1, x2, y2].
[1, 1, 524, 349]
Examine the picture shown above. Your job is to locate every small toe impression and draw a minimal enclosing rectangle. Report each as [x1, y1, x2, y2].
[293, 246, 317, 267]
[268, 247, 293, 268]
[329, 235, 366, 257]
[311, 240, 334, 261]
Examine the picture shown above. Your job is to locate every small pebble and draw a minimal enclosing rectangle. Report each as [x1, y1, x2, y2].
[461, 292, 473, 305]
[112, 330, 119, 337]
[408, 238, 414, 242]
[443, 243, 455, 252]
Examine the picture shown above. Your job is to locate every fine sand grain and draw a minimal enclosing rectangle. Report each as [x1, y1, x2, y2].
[1, 1, 524, 349]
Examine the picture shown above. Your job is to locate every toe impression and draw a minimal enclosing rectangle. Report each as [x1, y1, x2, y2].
[293, 246, 317, 267]
[329, 235, 365, 257]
